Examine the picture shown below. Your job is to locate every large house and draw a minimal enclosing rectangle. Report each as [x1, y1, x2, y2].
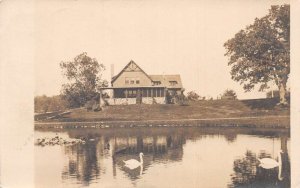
[104, 60, 183, 105]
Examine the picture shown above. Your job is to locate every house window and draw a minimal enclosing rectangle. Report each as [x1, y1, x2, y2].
[153, 81, 161, 85]
[127, 90, 133, 97]
[142, 89, 147, 97]
[153, 88, 157, 97]
[125, 77, 140, 84]
[169, 81, 178, 86]
[127, 89, 137, 98]
[130, 79, 135, 84]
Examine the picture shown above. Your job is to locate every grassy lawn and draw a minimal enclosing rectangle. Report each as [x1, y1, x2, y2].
[36, 98, 290, 128]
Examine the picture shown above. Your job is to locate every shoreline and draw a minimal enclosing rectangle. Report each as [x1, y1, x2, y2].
[35, 115, 290, 129]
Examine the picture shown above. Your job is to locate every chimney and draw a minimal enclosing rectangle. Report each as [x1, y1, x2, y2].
[111, 64, 114, 79]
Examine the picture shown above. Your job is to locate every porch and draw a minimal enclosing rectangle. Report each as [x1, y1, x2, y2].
[101, 86, 167, 105]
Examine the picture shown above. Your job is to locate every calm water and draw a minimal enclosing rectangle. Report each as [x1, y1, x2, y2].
[35, 127, 290, 188]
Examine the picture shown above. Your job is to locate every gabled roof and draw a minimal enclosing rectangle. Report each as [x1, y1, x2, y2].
[149, 74, 183, 89]
[111, 60, 153, 83]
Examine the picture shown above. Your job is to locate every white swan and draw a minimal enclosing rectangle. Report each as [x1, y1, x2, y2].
[258, 150, 283, 180]
[123, 153, 144, 170]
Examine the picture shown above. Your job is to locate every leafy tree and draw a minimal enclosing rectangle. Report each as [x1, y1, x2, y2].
[224, 5, 290, 104]
[221, 89, 237, 100]
[60, 52, 107, 108]
[186, 91, 200, 101]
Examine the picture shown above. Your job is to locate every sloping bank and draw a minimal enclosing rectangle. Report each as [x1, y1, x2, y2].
[35, 115, 289, 129]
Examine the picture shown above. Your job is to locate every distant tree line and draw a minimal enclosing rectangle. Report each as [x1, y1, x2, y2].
[34, 95, 68, 113]
[186, 89, 237, 101]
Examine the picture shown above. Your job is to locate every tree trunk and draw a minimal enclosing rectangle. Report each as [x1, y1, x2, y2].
[278, 81, 287, 105]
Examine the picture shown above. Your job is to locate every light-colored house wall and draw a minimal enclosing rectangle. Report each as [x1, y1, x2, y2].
[113, 71, 152, 88]
[106, 98, 136, 105]
[106, 97, 165, 105]
[142, 97, 165, 104]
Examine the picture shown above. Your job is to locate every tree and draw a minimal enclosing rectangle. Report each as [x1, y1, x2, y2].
[186, 91, 200, 101]
[60, 52, 107, 108]
[221, 89, 237, 100]
[224, 5, 290, 105]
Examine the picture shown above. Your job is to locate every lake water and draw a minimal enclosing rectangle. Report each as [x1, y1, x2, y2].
[35, 127, 290, 188]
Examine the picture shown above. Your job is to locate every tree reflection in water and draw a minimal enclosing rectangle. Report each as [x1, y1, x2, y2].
[62, 142, 100, 186]
[229, 137, 290, 188]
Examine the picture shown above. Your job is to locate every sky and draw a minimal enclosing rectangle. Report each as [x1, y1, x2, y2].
[34, 0, 290, 99]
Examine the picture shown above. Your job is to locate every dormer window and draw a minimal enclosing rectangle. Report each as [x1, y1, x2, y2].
[153, 81, 161, 85]
[169, 81, 178, 86]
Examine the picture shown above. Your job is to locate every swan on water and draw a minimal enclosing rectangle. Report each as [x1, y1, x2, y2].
[123, 153, 144, 170]
[258, 150, 283, 180]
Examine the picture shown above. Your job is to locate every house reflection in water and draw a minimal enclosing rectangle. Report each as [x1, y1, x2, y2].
[61, 128, 186, 184]
[111, 134, 185, 180]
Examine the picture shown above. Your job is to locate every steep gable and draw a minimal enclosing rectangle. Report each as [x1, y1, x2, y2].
[111, 60, 153, 87]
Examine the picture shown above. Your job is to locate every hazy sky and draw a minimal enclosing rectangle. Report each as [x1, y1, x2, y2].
[35, 0, 289, 99]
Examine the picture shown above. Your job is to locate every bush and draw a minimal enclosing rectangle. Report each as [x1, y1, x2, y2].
[221, 89, 237, 100]
[187, 91, 200, 101]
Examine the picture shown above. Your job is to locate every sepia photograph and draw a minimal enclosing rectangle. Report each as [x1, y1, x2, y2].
[1, 0, 299, 187]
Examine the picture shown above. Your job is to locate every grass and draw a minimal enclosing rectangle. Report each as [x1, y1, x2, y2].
[35, 98, 290, 128]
